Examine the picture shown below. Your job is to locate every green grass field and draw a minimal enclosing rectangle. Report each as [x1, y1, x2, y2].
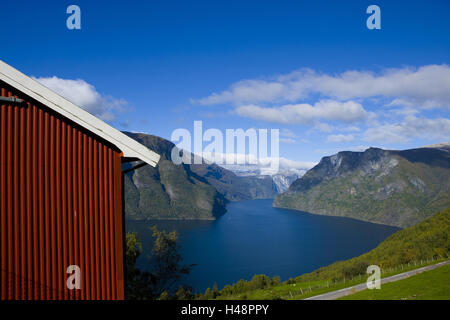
[199, 206, 450, 301]
[340, 264, 450, 300]
[210, 258, 448, 300]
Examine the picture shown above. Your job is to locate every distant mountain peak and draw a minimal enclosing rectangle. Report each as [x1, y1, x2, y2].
[421, 142, 450, 151]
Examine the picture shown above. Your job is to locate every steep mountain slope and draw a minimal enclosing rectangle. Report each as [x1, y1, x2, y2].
[219, 166, 303, 193]
[123, 133, 226, 220]
[271, 172, 302, 193]
[274, 146, 450, 228]
[123, 132, 277, 220]
[295, 206, 450, 283]
[188, 164, 277, 201]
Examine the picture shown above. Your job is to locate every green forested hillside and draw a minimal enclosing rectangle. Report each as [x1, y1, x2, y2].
[295, 206, 450, 283]
[123, 132, 277, 220]
[274, 146, 450, 228]
[123, 133, 227, 220]
[200, 206, 450, 299]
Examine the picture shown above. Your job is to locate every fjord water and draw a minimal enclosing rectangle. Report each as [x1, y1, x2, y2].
[126, 199, 399, 293]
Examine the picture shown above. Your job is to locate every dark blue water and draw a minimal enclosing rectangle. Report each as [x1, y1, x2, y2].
[126, 199, 399, 293]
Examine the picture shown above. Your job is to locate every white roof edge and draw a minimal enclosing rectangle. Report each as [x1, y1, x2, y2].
[0, 60, 160, 167]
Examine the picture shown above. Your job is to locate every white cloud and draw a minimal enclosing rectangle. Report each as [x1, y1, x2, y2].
[221, 156, 317, 176]
[312, 122, 334, 133]
[193, 65, 450, 148]
[280, 128, 297, 138]
[198, 150, 316, 175]
[193, 79, 298, 106]
[387, 106, 420, 116]
[327, 134, 354, 143]
[339, 126, 361, 132]
[261, 156, 316, 175]
[280, 129, 297, 143]
[314, 145, 371, 156]
[33, 76, 128, 121]
[235, 100, 368, 124]
[194, 65, 450, 110]
[280, 138, 296, 144]
[363, 116, 450, 143]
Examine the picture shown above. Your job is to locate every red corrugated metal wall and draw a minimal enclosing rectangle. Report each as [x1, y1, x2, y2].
[0, 81, 125, 300]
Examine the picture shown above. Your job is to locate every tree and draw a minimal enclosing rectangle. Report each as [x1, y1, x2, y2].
[149, 226, 194, 297]
[159, 291, 170, 300]
[125, 226, 194, 299]
[212, 282, 219, 298]
[249, 274, 269, 290]
[175, 285, 193, 300]
[203, 287, 213, 300]
[270, 275, 281, 287]
[286, 277, 295, 285]
[126, 232, 154, 299]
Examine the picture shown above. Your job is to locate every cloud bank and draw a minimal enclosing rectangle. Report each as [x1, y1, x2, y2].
[193, 64, 450, 145]
[363, 116, 450, 143]
[194, 64, 450, 110]
[235, 100, 369, 124]
[33, 76, 128, 121]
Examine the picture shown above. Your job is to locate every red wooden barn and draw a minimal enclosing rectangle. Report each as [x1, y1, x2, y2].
[0, 60, 160, 300]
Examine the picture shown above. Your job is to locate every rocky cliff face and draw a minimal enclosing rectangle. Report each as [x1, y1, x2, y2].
[274, 146, 450, 228]
[221, 167, 304, 194]
[271, 172, 301, 193]
[123, 132, 278, 220]
[188, 164, 278, 201]
[123, 133, 227, 220]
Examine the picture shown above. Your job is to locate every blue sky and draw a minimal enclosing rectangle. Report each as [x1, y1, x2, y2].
[1, 0, 449, 168]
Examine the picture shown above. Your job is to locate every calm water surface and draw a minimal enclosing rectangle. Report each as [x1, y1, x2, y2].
[126, 199, 399, 293]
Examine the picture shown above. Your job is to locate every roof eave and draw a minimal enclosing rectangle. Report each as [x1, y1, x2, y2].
[0, 60, 160, 167]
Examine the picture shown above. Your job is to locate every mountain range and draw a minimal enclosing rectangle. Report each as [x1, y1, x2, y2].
[274, 144, 450, 228]
[124, 131, 449, 227]
[123, 132, 279, 220]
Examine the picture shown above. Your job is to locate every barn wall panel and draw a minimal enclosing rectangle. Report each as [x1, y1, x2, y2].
[0, 81, 125, 300]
